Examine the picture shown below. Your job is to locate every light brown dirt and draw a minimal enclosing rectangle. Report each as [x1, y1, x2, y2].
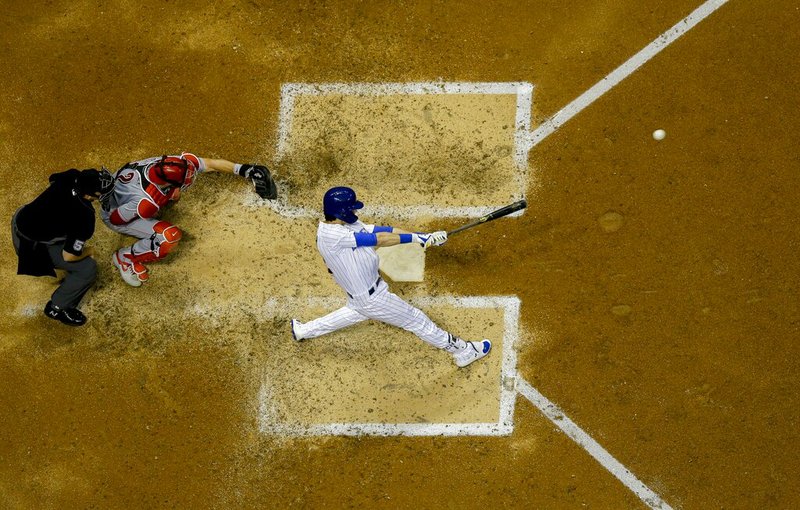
[2, 0, 799, 508]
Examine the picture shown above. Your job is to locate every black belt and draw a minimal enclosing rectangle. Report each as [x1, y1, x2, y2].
[11, 210, 62, 246]
[347, 277, 382, 299]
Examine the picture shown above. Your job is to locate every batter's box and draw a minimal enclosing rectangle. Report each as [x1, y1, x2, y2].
[272, 82, 533, 219]
[258, 296, 519, 436]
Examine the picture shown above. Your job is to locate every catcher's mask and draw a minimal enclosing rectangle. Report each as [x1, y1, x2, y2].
[323, 186, 363, 224]
[75, 168, 114, 199]
[149, 155, 197, 190]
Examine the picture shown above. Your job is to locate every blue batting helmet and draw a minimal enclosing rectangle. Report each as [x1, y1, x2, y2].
[323, 186, 364, 224]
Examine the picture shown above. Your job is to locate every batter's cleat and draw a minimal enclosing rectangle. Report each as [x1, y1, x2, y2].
[44, 301, 87, 326]
[453, 340, 492, 368]
[112, 250, 148, 287]
[290, 319, 304, 341]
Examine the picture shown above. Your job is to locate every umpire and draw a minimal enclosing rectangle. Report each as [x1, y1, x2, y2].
[11, 168, 113, 326]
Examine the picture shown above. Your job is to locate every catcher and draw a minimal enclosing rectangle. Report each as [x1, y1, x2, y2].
[101, 152, 277, 286]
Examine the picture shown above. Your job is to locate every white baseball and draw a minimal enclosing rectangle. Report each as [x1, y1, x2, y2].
[653, 129, 666, 141]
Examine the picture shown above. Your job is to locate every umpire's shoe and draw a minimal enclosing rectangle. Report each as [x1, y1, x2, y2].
[44, 301, 87, 326]
[453, 340, 492, 368]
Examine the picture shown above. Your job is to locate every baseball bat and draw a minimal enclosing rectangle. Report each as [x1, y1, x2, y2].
[447, 199, 528, 236]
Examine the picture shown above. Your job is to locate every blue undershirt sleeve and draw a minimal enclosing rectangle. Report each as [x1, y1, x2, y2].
[372, 226, 393, 233]
[354, 232, 378, 247]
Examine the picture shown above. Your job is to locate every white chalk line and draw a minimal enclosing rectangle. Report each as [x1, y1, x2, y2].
[509, 3, 729, 507]
[260, 422, 513, 438]
[255, 295, 520, 437]
[283, 81, 529, 97]
[17, 305, 40, 317]
[274, 81, 532, 218]
[514, 82, 534, 173]
[241, 194, 526, 221]
[526, 0, 730, 149]
[516, 378, 673, 510]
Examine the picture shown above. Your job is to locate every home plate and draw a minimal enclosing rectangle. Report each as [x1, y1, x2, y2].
[377, 244, 425, 282]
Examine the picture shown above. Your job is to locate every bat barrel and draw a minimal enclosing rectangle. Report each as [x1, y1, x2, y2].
[485, 199, 527, 220]
[447, 199, 527, 236]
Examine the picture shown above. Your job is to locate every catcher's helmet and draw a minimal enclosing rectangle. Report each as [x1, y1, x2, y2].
[148, 156, 197, 189]
[323, 186, 363, 224]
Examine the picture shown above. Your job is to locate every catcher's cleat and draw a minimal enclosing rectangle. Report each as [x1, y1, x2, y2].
[44, 301, 87, 326]
[453, 340, 492, 368]
[112, 250, 148, 287]
[290, 319, 304, 341]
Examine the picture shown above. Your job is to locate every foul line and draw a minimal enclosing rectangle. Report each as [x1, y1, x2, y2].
[526, 0, 730, 148]
[516, 378, 673, 510]
[511, 2, 730, 508]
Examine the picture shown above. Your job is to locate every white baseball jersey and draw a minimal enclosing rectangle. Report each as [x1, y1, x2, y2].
[316, 220, 381, 297]
[103, 152, 206, 225]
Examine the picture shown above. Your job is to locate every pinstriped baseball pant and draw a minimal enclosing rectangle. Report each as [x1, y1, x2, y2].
[295, 280, 450, 349]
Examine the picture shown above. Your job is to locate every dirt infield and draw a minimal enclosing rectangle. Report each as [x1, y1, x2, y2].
[2, 0, 799, 508]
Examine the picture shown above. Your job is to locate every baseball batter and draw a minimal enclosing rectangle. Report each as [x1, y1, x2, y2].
[291, 186, 491, 368]
[101, 152, 277, 286]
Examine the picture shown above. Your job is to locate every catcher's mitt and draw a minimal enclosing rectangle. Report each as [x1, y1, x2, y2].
[241, 164, 278, 200]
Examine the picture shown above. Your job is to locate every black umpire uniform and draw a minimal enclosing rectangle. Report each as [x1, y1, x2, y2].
[11, 168, 112, 326]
